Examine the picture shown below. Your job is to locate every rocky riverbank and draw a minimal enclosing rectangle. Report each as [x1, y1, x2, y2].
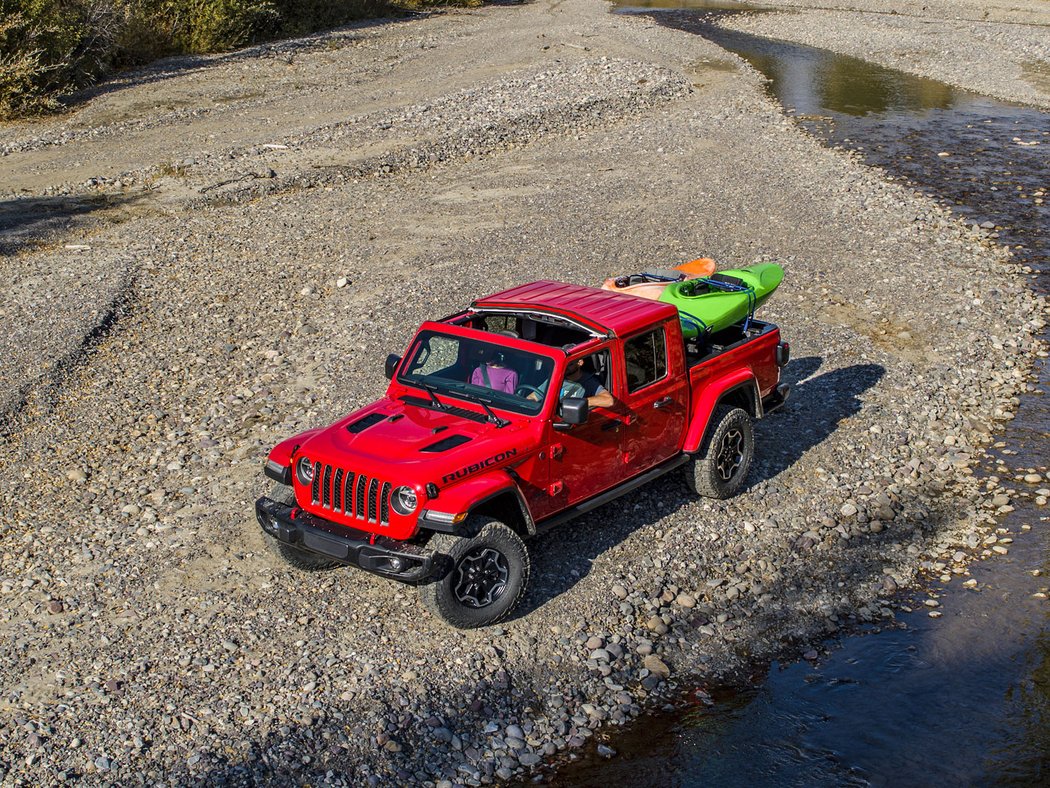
[0, 0, 1045, 785]
[715, 0, 1050, 110]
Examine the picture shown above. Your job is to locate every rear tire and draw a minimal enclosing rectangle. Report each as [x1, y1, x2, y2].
[420, 517, 530, 629]
[264, 483, 340, 571]
[687, 404, 754, 499]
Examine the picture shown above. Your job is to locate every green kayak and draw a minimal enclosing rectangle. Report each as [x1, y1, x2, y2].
[658, 263, 784, 340]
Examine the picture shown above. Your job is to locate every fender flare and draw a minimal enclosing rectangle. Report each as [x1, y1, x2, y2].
[264, 428, 324, 482]
[420, 471, 535, 536]
[683, 370, 760, 454]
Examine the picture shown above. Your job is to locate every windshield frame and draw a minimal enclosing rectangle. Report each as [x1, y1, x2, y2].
[395, 325, 562, 417]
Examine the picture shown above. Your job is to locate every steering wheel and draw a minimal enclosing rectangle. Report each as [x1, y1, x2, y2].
[515, 384, 545, 400]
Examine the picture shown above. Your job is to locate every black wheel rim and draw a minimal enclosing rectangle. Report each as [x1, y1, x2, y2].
[716, 428, 744, 481]
[453, 547, 509, 608]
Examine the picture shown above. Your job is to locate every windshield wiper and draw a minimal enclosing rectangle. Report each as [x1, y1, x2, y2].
[420, 381, 449, 411]
[454, 390, 510, 428]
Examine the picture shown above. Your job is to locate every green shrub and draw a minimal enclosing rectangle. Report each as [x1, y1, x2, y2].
[110, 3, 177, 66]
[166, 0, 279, 53]
[270, 0, 388, 37]
[0, 0, 119, 118]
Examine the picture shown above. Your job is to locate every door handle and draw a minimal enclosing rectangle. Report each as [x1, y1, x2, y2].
[653, 397, 673, 409]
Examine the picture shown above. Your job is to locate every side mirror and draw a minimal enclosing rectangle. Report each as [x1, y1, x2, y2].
[385, 353, 401, 380]
[559, 397, 588, 425]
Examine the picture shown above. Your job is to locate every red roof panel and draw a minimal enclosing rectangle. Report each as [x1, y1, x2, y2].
[473, 280, 678, 337]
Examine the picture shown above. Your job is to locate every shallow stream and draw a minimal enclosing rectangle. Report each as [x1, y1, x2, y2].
[553, 3, 1049, 784]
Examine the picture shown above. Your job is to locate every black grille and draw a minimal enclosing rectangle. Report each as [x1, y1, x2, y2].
[308, 462, 392, 526]
[380, 482, 391, 524]
[333, 469, 344, 510]
[367, 478, 378, 522]
[355, 475, 366, 519]
[343, 471, 355, 513]
[321, 465, 332, 507]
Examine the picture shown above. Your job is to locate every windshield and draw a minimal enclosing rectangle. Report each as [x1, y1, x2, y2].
[398, 330, 556, 415]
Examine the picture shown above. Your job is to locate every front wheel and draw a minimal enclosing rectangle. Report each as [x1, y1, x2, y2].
[687, 404, 754, 499]
[420, 517, 530, 629]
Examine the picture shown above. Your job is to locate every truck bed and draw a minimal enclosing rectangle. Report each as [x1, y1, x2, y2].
[685, 318, 779, 369]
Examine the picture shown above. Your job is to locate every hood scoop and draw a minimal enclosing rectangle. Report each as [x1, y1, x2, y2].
[347, 412, 388, 434]
[421, 434, 472, 453]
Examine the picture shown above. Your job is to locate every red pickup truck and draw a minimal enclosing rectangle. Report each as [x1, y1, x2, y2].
[256, 281, 789, 627]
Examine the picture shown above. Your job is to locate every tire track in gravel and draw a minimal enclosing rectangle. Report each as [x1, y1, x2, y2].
[0, 257, 138, 432]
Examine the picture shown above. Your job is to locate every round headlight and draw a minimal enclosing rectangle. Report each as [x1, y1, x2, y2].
[391, 486, 418, 515]
[296, 456, 314, 485]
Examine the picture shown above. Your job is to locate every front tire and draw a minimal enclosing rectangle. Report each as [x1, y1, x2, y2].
[420, 517, 530, 629]
[264, 483, 340, 571]
[687, 404, 754, 499]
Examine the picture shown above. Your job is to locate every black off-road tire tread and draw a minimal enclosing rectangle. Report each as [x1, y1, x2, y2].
[264, 483, 341, 571]
[688, 404, 754, 499]
[419, 517, 530, 629]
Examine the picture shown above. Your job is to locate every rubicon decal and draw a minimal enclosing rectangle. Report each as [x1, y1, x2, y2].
[441, 449, 518, 484]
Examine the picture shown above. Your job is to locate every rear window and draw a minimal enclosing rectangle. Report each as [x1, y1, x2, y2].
[624, 328, 667, 392]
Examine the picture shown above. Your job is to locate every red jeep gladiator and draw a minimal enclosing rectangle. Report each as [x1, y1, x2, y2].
[256, 281, 789, 628]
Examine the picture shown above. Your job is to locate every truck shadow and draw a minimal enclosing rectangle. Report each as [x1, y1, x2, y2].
[751, 357, 886, 484]
[515, 358, 885, 618]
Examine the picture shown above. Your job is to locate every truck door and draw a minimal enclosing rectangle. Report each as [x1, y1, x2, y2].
[547, 346, 627, 506]
[621, 323, 688, 472]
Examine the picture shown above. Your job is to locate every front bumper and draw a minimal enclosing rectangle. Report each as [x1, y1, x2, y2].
[255, 496, 444, 584]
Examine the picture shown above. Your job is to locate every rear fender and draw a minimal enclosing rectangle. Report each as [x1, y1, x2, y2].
[421, 472, 534, 537]
[684, 370, 760, 453]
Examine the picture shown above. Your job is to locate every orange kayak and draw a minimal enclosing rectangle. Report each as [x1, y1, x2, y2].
[601, 258, 716, 300]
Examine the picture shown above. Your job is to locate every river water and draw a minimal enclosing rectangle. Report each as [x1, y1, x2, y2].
[552, 3, 1049, 785]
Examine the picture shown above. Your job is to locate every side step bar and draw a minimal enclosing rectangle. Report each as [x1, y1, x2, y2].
[535, 453, 691, 534]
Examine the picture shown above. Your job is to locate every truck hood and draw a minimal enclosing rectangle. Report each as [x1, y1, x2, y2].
[294, 396, 535, 486]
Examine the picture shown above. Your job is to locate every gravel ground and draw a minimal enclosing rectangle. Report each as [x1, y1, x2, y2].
[715, 0, 1050, 109]
[0, 0, 1045, 785]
